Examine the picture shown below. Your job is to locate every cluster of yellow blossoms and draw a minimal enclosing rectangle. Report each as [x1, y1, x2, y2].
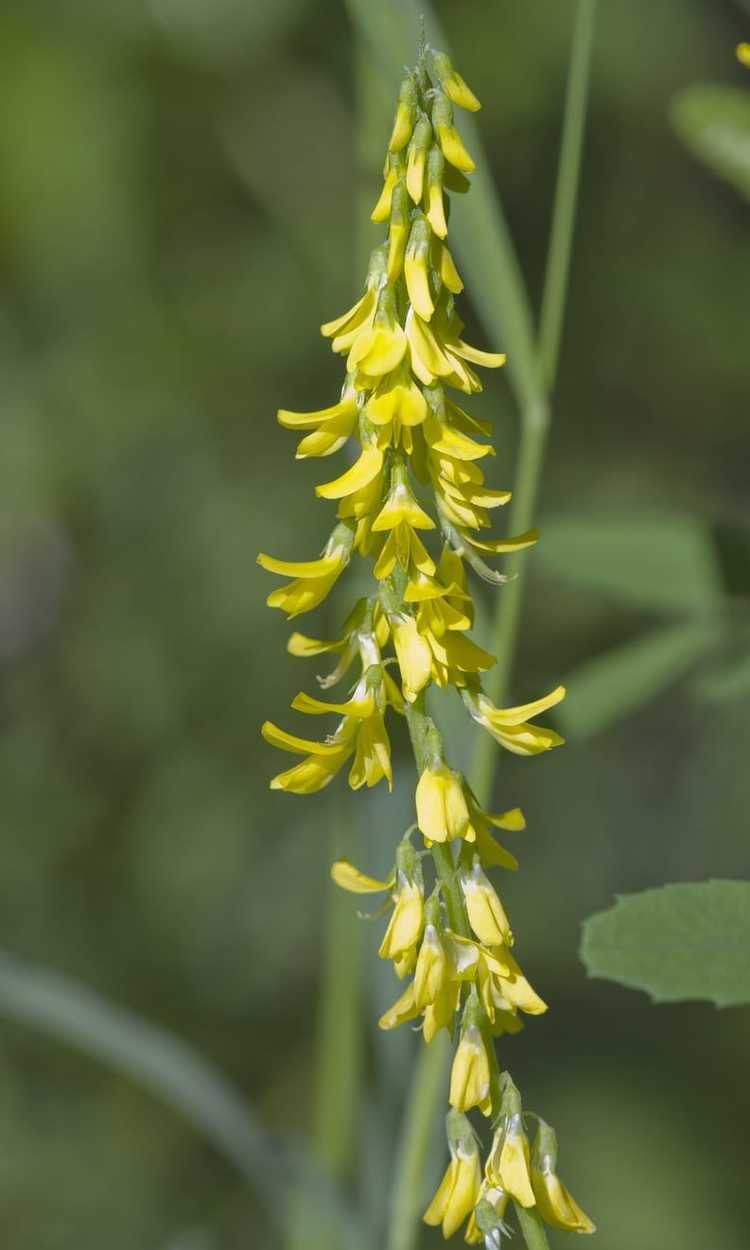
[260, 45, 593, 1246]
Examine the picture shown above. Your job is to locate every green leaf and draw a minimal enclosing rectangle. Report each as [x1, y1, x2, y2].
[692, 650, 750, 703]
[671, 85, 750, 203]
[559, 621, 717, 737]
[537, 513, 722, 613]
[581, 881, 750, 1007]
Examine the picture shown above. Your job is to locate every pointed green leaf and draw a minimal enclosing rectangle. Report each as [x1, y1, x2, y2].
[559, 621, 717, 738]
[537, 514, 722, 613]
[581, 881, 750, 1007]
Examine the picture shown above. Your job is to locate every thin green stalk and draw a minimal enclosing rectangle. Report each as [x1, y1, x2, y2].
[384, 1031, 451, 1250]
[515, 1202, 552, 1250]
[539, 0, 598, 392]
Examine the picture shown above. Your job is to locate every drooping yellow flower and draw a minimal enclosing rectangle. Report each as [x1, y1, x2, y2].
[258, 522, 354, 619]
[415, 761, 471, 842]
[485, 1112, 535, 1208]
[424, 1112, 483, 1239]
[460, 856, 513, 947]
[449, 1018, 492, 1116]
[463, 684, 566, 756]
[379, 867, 425, 962]
[531, 1120, 596, 1234]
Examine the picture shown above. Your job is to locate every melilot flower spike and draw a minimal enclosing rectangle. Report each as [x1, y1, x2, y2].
[259, 42, 593, 1245]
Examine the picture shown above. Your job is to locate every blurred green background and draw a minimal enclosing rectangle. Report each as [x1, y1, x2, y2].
[1, 1, 748, 1247]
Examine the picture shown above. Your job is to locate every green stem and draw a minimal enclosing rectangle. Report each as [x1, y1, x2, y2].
[472, 0, 597, 808]
[515, 1201, 552, 1250]
[384, 1031, 451, 1250]
[539, 0, 598, 392]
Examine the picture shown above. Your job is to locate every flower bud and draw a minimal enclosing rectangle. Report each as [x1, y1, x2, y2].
[414, 906, 449, 1007]
[449, 1016, 492, 1116]
[425, 145, 448, 238]
[415, 761, 470, 842]
[460, 855, 513, 946]
[432, 92, 476, 173]
[387, 179, 410, 283]
[432, 51, 482, 112]
[405, 216, 436, 320]
[406, 113, 433, 204]
[389, 76, 417, 152]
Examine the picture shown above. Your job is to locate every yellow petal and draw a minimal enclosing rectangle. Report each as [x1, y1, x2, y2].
[437, 123, 476, 172]
[331, 858, 393, 893]
[277, 398, 357, 429]
[261, 720, 346, 757]
[258, 552, 340, 579]
[315, 447, 384, 500]
[320, 288, 375, 338]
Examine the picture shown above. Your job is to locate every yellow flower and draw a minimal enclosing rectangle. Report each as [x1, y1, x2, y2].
[485, 1113, 535, 1209]
[463, 685, 566, 756]
[414, 921, 449, 1008]
[389, 612, 432, 702]
[330, 858, 393, 893]
[424, 1112, 482, 1239]
[406, 114, 433, 205]
[449, 1020, 492, 1116]
[258, 523, 354, 619]
[263, 666, 398, 793]
[477, 946, 547, 1022]
[277, 390, 359, 460]
[404, 216, 436, 319]
[388, 76, 417, 153]
[737, 43, 750, 68]
[415, 762, 471, 842]
[460, 857, 513, 946]
[378, 980, 420, 1031]
[347, 287, 408, 380]
[531, 1120, 596, 1234]
[431, 52, 481, 113]
[432, 93, 476, 173]
[378, 868, 425, 961]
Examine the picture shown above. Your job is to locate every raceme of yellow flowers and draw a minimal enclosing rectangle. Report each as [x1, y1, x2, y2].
[259, 45, 594, 1247]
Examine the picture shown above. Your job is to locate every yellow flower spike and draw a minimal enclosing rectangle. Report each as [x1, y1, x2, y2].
[390, 612, 432, 702]
[406, 114, 433, 204]
[531, 1120, 596, 1235]
[449, 1015, 493, 1116]
[460, 856, 513, 947]
[431, 52, 482, 113]
[378, 980, 420, 1030]
[330, 858, 394, 893]
[315, 446, 384, 501]
[425, 144, 449, 238]
[387, 179, 410, 283]
[404, 216, 436, 320]
[465, 685, 566, 756]
[432, 92, 476, 173]
[737, 43, 750, 68]
[389, 76, 418, 153]
[424, 1111, 482, 1239]
[415, 761, 471, 842]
